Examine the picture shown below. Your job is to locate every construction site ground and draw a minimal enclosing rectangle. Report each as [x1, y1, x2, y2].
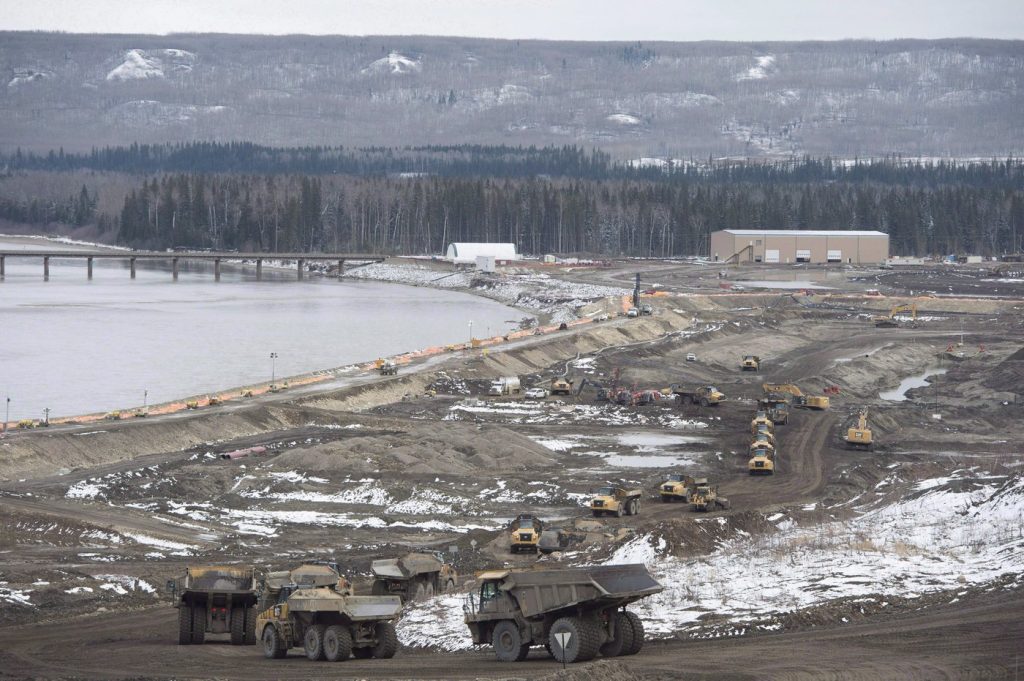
[1, 260, 1022, 680]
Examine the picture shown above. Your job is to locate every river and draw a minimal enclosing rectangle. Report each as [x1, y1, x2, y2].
[0, 240, 527, 421]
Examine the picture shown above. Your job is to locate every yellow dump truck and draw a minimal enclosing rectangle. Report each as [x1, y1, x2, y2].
[508, 514, 544, 553]
[741, 355, 761, 371]
[590, 485, 642, 518]
[370, 552, 458, 601]
[671, 384, 726, 407]
[748, 446, 775, 475]
[659, 473, 694, 503]
[169, 565, 258, 645]
[750, 411, 774, 434]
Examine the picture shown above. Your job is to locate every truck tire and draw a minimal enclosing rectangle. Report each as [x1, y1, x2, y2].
[614, 506, 622, 518]
[371, 580, 388, 596]
[304, 624, 326, 661]
[701, 398, 710, 407]
[230, 606, 245, 645]
[190, 603, 206, 644]
[352, 647, 373, 659]
[323, 625, 352, 662]
[244, 607, 257, 645]
[548, 616, 599, 664]
[413, 581, 426, 601]
[599, 612, 635, 658]
[262, 625, 287, 659]
[425, 581, 435, 598]
[491, 620, 529, 662]
[622, 611, 644, 655]
[591, 510, 602, 518]
[371, 621, 398, 659]
[445, 579, 456, 593]
[177, 605, 193, 645]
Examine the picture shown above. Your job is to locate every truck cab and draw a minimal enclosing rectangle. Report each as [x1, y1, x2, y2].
[509, 514, 543, 553]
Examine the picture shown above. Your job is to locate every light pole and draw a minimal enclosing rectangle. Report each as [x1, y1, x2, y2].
[468, 320, 474, 345]
[3, 397, 9, 433]
[43, 407, 50, 426]
[270, 352, 278, 385]
[144, 390, 148, 411]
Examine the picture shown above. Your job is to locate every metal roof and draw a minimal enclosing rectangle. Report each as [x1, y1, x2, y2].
[718, 230, 888, 237]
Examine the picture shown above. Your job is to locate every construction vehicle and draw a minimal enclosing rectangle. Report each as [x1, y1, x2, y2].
[690, 478, 730, 512]
[462, 564, 662, 663]
[508, 514, 544, 554]
[873, 302, 917, 328]
[639, 303, 654, 315]
[659, 473, 695, 503]
[671, 384, 725, 407]
[574, 377, 611, 402]
[751, 411, 774, 434]
[845, 410, 874, 450]
[378, 359, 398, 376]
[748, 446, 775, 475]
[749, 437, 776, 456]
[590, 485, 642, 517]
[741, 355, 761, 371]
[550, 376, 574, 395]
[370, 552, 458, 601]
[488, 376, 522, 397]
[751, 424, 776, 447]
[255, 563, 402, 662]
[169, 565, 258, 645]
[762, 383, 830, 411]
[537, 528, 587, 554]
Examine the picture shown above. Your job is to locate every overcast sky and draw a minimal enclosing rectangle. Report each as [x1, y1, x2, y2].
[5, 0, 1023, 41]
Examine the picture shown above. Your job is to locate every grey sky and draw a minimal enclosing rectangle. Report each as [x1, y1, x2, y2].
[4, 0, 1023, 40]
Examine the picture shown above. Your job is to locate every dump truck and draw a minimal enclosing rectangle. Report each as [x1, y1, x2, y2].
[550, 376, 574, 395]
[762, 383, 829, 410]
[741, 355, 761, 371]
[845, 410, 874, 450]
[751, 424, 776, 446]
[659, 473, 695, 502]
[463, 564, 663, 663]
[590, 485, 643, 517]
[671, 384, 725, 407]
[371, 552, 458, 602]
[690, 478, 729, 512]
[759, 395, 790, 425]
[169, 565, 258, 646]
[488, 376, 522, 397]
[748, 446, 775, 475]
[378, 359, 398, 376]
[751, 411, 774, 434]
[537, 528, 586, 554]
[256, 564, 402, 662]
[749, 438, 776, 456]
[508, 514, 544, 553]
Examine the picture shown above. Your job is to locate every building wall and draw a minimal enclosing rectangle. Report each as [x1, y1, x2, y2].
[710, 231, 889, 264]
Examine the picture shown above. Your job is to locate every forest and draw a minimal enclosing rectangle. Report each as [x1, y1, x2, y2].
[1, 147, 1022, 257]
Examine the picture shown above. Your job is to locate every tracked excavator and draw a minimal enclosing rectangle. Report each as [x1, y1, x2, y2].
[762, 383, 830, 411]
[845, 410, 874, 450]
[873, 303, 917, 328]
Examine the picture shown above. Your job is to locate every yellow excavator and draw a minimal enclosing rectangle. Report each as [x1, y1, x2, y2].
[762, 383, 830, 411]
[845, 410, 874, 450]
[873, 303, 917, 328]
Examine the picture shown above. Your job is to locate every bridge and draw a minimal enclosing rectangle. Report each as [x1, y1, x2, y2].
[0, 251, 387, 281]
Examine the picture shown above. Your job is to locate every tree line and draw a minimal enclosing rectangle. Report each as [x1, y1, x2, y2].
[112, 173, 1024, 257]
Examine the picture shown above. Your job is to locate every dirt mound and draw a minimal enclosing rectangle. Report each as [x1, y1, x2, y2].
[534, 660, 642, 681]
[277, 421, 558, 475]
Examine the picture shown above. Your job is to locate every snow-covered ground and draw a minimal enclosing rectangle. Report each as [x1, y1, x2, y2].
[397, 473, 1024, 649]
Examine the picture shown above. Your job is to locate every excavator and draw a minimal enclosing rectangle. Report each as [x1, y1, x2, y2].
[873, 302, 917, 328]
[845, 410, 874, 450]
[762, 383, 830, 411]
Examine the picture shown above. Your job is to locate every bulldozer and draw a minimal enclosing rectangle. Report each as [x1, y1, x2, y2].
[741, 355, 761, 372]
[690, 478, 729, 512]
[762, 383, 830, 410]
[845, 410, 874, 450]
[873, 302, 917, 328]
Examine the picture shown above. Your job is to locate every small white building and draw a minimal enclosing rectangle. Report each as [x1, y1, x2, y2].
[445, 242, 518, 265]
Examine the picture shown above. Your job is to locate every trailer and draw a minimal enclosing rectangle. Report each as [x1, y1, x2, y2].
[463, 564, 663, 663]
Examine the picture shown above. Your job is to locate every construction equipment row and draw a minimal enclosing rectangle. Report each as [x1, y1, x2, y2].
[748, 407, 777, 475]
[171, 560, 663, 666]
[658, 474, 730, 511]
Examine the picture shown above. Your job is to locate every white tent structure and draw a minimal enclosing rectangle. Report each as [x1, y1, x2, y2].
[445, 242, 518, 264]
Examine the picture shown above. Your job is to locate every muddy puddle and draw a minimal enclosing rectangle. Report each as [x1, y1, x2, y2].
[879, 368, 948, 401]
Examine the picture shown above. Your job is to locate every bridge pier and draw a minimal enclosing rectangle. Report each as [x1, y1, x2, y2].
[172, 257, 179, 280]
[43, 256, 50, 280]
[297, 259, 305, 280]
[214, 258, 221, 281]
[256, 259, 263, 281]
[87, 257, 93, 279]
[130, 257, 136, 279]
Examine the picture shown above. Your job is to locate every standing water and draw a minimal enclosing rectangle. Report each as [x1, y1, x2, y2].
[879, 368, 948, 402]
[0, 245, 527, 420]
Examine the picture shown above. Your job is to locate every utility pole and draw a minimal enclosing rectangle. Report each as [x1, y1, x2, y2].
[270, 352, 278, 385]
[43, 407, 50, 426]
[3, 396, 9, 434]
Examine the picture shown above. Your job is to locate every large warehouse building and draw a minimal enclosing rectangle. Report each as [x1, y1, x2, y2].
[710, 230, 889, 265]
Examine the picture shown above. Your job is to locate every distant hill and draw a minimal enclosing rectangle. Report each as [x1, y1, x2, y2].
[1, 32, 1022, 158]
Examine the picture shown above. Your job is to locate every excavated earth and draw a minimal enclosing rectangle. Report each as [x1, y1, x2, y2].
[0, 261, 1022, 680]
